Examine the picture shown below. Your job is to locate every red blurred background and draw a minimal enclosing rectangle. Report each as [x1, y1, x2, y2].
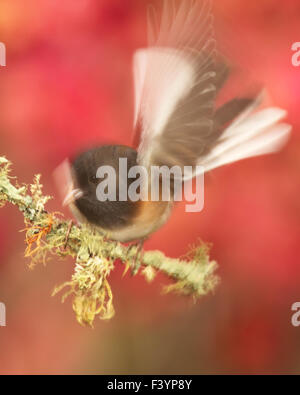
[0, 0, 299, 374]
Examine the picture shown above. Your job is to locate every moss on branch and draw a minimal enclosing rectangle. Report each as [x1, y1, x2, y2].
[0, 156, 219, 326]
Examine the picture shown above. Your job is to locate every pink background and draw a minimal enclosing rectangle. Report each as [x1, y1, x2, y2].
[0, 0, 299, 374]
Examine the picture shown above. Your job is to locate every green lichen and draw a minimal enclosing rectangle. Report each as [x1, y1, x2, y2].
[0, 156, 219, 326]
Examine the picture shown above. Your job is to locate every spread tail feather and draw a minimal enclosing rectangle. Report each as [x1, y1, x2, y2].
[200, 105, 291, 172]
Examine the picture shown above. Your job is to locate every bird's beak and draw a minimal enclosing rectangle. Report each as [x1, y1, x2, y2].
[63, 189, 84, 206]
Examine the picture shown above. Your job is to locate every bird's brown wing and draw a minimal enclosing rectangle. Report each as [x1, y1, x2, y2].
[132, 0, 291, 177]
[133, 0, 217, 173]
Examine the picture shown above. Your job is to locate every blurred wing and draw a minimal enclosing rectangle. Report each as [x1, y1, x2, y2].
[133, 0, 217, 171]
[133, 0, 291, 176]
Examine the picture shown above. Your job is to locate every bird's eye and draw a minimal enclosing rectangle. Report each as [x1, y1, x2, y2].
[89, 175, 98, 185]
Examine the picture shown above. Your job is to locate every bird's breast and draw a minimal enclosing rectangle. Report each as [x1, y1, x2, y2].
[105, 200, 173, 242]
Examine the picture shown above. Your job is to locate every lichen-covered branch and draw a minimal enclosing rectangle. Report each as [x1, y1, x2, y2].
[0, 156, 219, 326]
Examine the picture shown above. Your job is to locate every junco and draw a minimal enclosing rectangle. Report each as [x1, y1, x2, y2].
[55, 0, 291, 243]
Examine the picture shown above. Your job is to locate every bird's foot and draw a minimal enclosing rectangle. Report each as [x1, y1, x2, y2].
[63, 220, 74, 250]
[125, 238, 146, 276]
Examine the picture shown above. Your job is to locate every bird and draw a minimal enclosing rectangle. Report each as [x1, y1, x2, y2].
[55, 0, 291, 245]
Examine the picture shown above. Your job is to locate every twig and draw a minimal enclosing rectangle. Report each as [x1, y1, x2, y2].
[0, 156, 219, 326]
